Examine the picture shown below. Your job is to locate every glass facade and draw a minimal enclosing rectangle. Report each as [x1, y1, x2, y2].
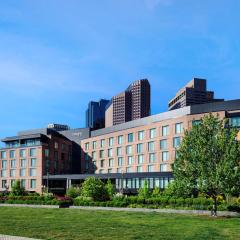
[231, 117, 240, 127]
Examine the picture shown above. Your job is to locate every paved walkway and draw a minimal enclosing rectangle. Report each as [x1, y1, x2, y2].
[0, 235, 39, 240]
[70, 206, 240, 217]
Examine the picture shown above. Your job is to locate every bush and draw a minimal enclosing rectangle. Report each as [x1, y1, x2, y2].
[9, 180, 26, 196]
[105, 179, 115, 200]
[66, 186, 81, 198]
[151, 187, 162, 198]
[138, 181, 151, 199]
[81, 177, 108, 201]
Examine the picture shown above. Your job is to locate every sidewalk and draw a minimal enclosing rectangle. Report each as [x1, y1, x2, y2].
[0, 235, 40, 240]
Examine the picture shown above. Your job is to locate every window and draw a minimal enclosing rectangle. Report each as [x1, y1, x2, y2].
[138, 131, 144, 141]
[1, 170, 6, 177]
[126, 167, 132, 173]
[100, 139, 105, 148]
[118, 135, 123, 145]
[30, 179, 36, 189]
[108, 149, 113, 157]
[10, 160, 16, 168]
[127, 133, 134, 142]
[30, 168, 36, 177]
[126, 145, 133, 155]
[117, 168, 122, 173]
[148, 141, 155, 152]
[175, 123, 183, 134]
[149, 153, 156, 163]
[160, 164, 167, 172]
[231, 117, 240, 127]
[85, 142, 89, 150]
[138, 155, 144, 164]
[11, 180, 15, 187]
[44, 149, 49, 157]
[109, 158, 114, 167]
[162, 125, 169, 136]
[2, 180, 7, 189]
[100, 160, 105, 168]
[127, 156, 133, 165]
[118, 157, 123, 166]
[137, 143, 143, 153]
[9, 150, 16, 158]
[2, 160, 7, 169]
[92, 151, 96, 160]
[137, 166, 143, 172]
[148, 165, 154, 172]
[20, 168, 26, 177]
[160, 139, 168, 150]
[1, 151, 6, 159]
[117, 147, 122, 156]
[149, 128, 156, 139]
[21, 179, 26, 188]
[192, 120, 201, 126]
[109, 137, 114, 146]
[99, 150, 104, 158]
[92, 141, 97, 149]
[108, 169, 113, 173]
[31, 158, 37, 167]
[173, 137, 181, 148]
[10, 169, 15, 177]
[20, 149, 26, 158]
[21, 159, 26, 168]
[162, 151, 169, 161]
[99, 169, 104, 174]
[61, 143, 66, 151]
[54, 151, 58, 161]
[30, 148, 37, 157]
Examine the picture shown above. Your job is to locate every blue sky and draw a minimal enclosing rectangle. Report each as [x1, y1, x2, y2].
[0, 0, 240, 141]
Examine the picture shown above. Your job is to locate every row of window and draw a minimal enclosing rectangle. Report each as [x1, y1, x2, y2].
[90, 152, 172, 169]
[0, 158, 37, 169]
[1, 168, 37, 178]
[115, 177, 173, 189]
[1, 179, 36, 189]
[0, 148, 37, 159]
[85, 124, 184, 150]
[86, 138, 181, 160]
[96, 164, 169, 174]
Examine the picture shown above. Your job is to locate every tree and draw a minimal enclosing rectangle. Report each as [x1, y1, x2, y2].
[10, 180, 26, 196]
[173, 114, 240, 216]
[81, 177, 108, 201]
[66, 186, 81, 198]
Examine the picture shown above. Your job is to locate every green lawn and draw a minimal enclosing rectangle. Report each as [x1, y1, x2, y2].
[0, 207, 239, 240]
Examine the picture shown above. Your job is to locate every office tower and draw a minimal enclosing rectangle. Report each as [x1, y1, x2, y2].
[105, 79, 151, 127]
[86, 99, 110, 130]
[168, 78, 224, 110]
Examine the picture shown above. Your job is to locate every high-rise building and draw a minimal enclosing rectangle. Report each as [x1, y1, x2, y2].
[168, 78, 224, 110]
[105, 79, 151, 127]
[86, 99, 110, 130]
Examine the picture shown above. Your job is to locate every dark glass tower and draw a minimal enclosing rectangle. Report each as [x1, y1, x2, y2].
[86, 99, 110, 130]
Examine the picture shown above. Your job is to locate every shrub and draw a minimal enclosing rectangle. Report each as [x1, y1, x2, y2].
[9, 180, 26, 196]
[138, 180, 151, 199]
[81, 177, 108, 201]
[105, 179, 115, 200]
[151, 187, 162, 198]
[66, 186, 81, 198]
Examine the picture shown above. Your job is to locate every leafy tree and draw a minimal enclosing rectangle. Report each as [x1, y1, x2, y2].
[81, 177, 108, 201]
[10, 180, 26, 196]
[105, 179, 115, 200]
[138, 180, 151, 199]
[173, 114, 240, 216]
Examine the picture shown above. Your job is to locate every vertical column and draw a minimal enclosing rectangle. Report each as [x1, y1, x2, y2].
[66, 178, 72, 189]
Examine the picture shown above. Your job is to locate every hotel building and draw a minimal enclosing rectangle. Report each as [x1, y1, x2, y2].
[0, 79, 240, 194]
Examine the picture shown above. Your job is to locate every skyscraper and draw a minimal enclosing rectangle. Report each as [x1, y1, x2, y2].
[105, 79, 151, 127]
[168, 78, 224, 110]
[86, 99, 110, 130]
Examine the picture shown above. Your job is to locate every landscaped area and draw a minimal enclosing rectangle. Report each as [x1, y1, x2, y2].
[0, 207, 239, 240]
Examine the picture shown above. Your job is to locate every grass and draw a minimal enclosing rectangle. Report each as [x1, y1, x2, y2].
[0, 207, 239, 240]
